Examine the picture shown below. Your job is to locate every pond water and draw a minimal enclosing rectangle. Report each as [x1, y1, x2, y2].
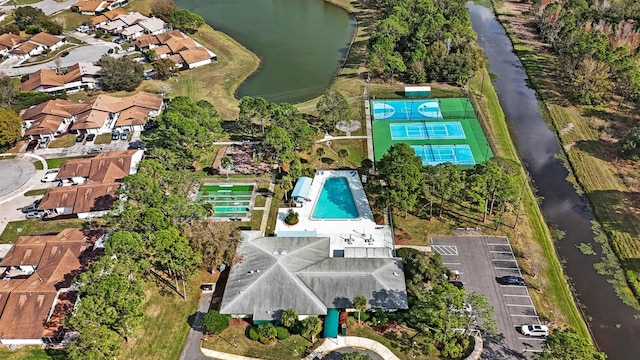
[467, 3, 640, 358]
[175, 0, 356, 104]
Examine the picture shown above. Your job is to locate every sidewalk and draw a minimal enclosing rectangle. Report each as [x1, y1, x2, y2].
[305, 336, 400, 360]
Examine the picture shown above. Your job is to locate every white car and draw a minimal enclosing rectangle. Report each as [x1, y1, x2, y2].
[41, 169, 59, 182]
[521, 324, 549, 337]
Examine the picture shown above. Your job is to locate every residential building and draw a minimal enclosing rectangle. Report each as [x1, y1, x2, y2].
[0, 228, 103, 345]
[21, 99, 86, 141]
[220, 231, 407, 329]
[38, 150, 143, 218]
[132, 29, 217, 70]
[9, 41, 43, 58]
[86, 7, 128, 27]
[29, 33, 66, 52]
[72, 0, 110, 15]
[0, 33, 27, 55]
[20, 63, 102, 94]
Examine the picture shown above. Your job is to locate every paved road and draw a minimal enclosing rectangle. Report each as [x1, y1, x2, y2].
[0, 0, 70, 16]
[179, 291, 213, 360]
[31, 130, 141, 159]
[0, 44, 112, 76]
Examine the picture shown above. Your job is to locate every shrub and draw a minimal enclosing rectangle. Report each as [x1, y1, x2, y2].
[275, 326, 290, 340]
[248, 326, 259, 341]
[200, 310, 229, 335]
[25, 25, 40, 34]
[257, 323, 277, 344]
[71, 6, 79, 12]
[291, 320, 305, 335]
[284, 209, 299, 225]
[346, 316, 356, 328]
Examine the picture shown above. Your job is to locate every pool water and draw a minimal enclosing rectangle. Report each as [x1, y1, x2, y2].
[312, 177, 359, 219]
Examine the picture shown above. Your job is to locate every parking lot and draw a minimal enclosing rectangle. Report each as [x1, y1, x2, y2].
[431, 235, 545, 359]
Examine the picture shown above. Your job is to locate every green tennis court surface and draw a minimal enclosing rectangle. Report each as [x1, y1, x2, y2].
[372, 98, 493, 167]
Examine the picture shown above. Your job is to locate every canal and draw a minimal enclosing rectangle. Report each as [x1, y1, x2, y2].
[467, 2, 640, 359]
[174, 0, 356, 104]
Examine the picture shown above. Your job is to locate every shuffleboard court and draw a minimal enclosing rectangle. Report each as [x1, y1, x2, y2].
[411, 145, 475, 166]
[390, 122, 466, 140]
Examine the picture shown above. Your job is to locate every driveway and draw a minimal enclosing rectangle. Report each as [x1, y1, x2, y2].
[0, 0, 70, 16]
[32, 131, 140, 159]
[179, 290, 213, 360]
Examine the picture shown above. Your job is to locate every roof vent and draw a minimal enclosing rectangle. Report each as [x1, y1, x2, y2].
[248, 270, 254, 274]
[255, 269, 260, 273]
[280, 250, 287, 255]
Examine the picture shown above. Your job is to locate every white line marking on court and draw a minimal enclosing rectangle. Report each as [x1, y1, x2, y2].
[510, 314, 540, 318]
[506, 304, 535, 307]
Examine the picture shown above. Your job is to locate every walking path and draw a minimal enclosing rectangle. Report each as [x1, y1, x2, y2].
[305, 336, 399, 360]
[259, 171, 276, 235]
[179, 291, 214, 360]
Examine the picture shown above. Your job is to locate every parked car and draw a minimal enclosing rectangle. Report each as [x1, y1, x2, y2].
[86, 134, 96, 142]
[521, 324, 549, 337]
[39, 137, 51, 149]
[22, 199, 41, 213]
[41, 169, 59, 182]
[61, 50, 70, 57]
[111, 130, 120, 140]
[76, 133, 85, 142]
[120, 129, 130, 140]
[58, 179, 73, 187]
[25, 211, 42, 219]
[128, 140, 146, 150]
[448, 280, 464, 289]
[497, 275, 526, 286]
[87, 147, 103, 155]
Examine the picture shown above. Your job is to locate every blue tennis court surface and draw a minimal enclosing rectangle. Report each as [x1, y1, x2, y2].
[411, 145, 475, 166]
[390, 122, 466, 140]
[373, 100, 443, 120]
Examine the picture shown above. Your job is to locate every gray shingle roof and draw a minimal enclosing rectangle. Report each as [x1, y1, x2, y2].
[220, 231, 407, 320]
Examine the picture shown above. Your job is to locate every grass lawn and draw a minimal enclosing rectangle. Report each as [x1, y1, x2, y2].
[244, 209, 263, 230]
[94, 133, 112, 145]
[0, 219, 85, 244]
[54, 10, 90, 31]
[0, 347, 65, 360]
[45, 156, 87, 169]
[24, 189, 47, 196]
[48, 134, 77, 149]
[119, 271, 215, 360]
[202, 322, 311, 359]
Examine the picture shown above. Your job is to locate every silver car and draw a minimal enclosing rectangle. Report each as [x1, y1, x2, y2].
[25, 211, 43, 219]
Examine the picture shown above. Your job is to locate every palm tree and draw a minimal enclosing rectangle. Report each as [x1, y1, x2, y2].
[337, 148, 349, 166]
[280, 308, 298, 329]
[302, 316, 323, 343]
[316, 147, 325, 165]
[280, 176, 293, 201]
[353, 295, 369, 324]
[220, 156, 233, 179]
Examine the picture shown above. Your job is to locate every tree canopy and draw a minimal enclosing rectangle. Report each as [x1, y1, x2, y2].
[534, 328, 606, 360]
[316, 89, 351, 132]
[97, 55, 144, 92]
[0, 108, 22, 152]
[171, 9, 205, 34]
[151, 0, 177, 23]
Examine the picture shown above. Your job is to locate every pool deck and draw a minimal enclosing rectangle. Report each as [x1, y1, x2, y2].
[275, 170, 394, 257]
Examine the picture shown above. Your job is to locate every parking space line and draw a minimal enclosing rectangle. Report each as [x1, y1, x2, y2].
[492, 258, 517, 261]
[522, 349, 544, 353]
[487, 243, 509, 246]
[494, 267, 519, 270]
[506, 304, 535, 307]
[431, 245, 459, 255]
[489, 251, 514, 254]
[503, 294, 530, 297]
[510, 314, 539, 318]
[518, 337, 546, 341]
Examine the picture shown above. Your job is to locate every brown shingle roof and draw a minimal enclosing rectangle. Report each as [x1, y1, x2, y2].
[38, 187, 78, 211]
[87, 14, 108, 26]
[70, 109, 109, 130]
[29, 33, 64, 48]
[72, 0, 107, 12]
[155, 29, 185, 43]
[101, 7, 127, 20]
[21, 99, 79, 120]
[57, 158, 92, 179]
[24, 114, 65, 136]
[165, 37, 197, 53]
[73, 183, 120, 213]
[116, 106, 152, 127]
[0, 228, 99, 341]
[133, 33, 159, 49]
[179, 48, 213, 65]
[0, 33, 25, 48]
[10, 41, 39, 55]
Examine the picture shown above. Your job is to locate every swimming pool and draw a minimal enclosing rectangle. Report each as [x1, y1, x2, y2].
[311, 177, 359, 220]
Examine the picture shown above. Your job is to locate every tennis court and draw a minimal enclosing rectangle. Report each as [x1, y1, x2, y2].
[196, 184, 255, 219]
[390, 122, 466, 140]
[411, 145, 475, 166]
[371, 97, 493, 167]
